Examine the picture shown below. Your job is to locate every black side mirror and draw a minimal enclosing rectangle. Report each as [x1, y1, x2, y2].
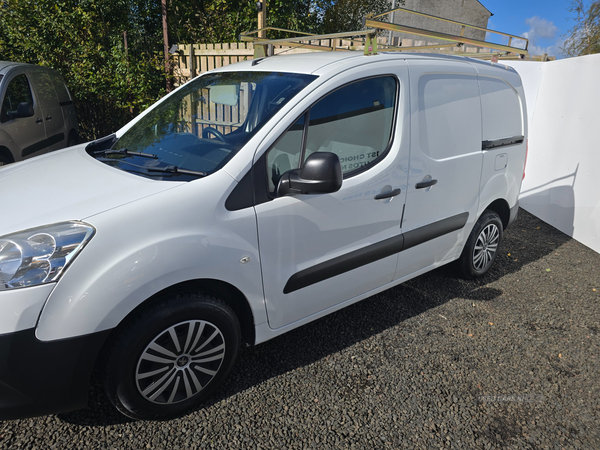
[14, 102, 34, 119]
[277, 152, 342, 196]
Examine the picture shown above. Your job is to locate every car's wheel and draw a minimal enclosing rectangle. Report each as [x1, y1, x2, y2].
[102, 292, 241, 420]
[457, 210, 503, 279]
[0, 153, 11, 167]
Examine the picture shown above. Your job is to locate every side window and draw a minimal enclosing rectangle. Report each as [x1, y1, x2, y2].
[1, 74, 34, 120]
[305, 77, 396, 175]
[418, 74, 481, 159]
[267, 114, 305, 193]
[479, 77, 523, 141]
[265, 76, 397, 194]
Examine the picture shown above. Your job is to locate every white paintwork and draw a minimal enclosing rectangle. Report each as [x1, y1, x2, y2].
[479, 77, 523, 141]
[255, 61, 410, 329]
[397, 60, 483, 278]
[35, 170, 267, 340]
[0, 52, 527, 347]
[0, 284, 55, 334]
[0, 145, 185, 236]
[473, 63, 527, 227]
[505, 55, 600, 254]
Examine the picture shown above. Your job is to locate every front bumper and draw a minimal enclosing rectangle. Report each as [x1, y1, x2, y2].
[0, 327, 111, 420]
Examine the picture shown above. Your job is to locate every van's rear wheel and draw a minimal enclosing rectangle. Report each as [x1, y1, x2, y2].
[102, 293, 240, 420]
[458, 210, 503, 279]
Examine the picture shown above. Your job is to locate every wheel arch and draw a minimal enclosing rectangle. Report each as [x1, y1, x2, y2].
[0, 145, 14, 164]
[482, 198, 510, 230]
[103, 278, 256, 348]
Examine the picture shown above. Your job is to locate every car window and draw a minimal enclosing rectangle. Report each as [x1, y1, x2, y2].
[266, 114, 305, 193]
[266, 76, 397, 194]
[1, 74, 34, 120]
[106, 72, 316, 181]
[304, 76, 396, 175]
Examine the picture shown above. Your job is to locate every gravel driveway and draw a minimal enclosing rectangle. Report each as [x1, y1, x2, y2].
[1, 209, 598, 449]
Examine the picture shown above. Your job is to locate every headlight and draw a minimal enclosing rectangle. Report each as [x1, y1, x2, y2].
[0, 222, 95, 290]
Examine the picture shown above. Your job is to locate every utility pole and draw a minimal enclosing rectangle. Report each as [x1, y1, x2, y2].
[387, 0, 396, 46]
[162, 0, 171, 92]
[257, 1, 267, 39]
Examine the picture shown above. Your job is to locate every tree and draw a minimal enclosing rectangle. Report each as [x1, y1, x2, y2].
[317, 0, 393, 34]
[0, 0, 398, 140]
[562, 0, 600, 57]
[0, 0, 166, 140]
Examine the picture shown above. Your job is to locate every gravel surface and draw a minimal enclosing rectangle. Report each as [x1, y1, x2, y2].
[1, 209, 599, 449]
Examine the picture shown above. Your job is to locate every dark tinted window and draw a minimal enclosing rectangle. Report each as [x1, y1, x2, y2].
[1, 74, 34, 118]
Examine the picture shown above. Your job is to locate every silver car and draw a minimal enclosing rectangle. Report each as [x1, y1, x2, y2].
[0, 61, 78, 166]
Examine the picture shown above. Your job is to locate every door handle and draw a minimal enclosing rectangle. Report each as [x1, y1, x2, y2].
[415, 179, 438, 189]
[45, 116, 52, 120]
[374, 188, 401, 200]
[36, 118, 43, 123]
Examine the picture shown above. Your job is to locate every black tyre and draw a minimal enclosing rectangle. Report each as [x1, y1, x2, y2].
[102, 292, 240, 420]
[457, 210, 503, 279]
[0, 153, 11, 167]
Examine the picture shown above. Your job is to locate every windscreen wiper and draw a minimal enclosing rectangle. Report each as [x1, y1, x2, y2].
[94, 148, 158, 159]
[146, 165, 207, 177]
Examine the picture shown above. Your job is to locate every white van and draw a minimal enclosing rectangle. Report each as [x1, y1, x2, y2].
[0, 61, 78, 165]
[0, 52, 527, 420]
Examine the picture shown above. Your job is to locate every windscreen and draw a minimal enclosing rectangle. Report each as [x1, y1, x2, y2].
[103, 71, 317, 181]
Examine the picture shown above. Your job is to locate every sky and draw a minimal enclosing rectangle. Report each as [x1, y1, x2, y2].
[479, 0, 580, 58]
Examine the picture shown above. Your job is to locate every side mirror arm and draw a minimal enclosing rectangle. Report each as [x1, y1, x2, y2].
[276, 169, 301, 197]
[276, 152, 342, 197]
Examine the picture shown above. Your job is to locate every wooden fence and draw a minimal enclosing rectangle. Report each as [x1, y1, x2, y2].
[172, 43, 254, 85]
[171, 40, 361, 85]
[172, 38, 552, 85]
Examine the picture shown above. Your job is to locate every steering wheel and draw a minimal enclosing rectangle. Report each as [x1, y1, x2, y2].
[202, 127, 226, 142]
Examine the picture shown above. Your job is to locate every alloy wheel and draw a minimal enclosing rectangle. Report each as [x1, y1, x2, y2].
[472, 223, 500, 271]
[135, 320, 226, 404]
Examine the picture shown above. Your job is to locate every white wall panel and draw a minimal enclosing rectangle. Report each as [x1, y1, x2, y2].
[506, 55, 600, 254]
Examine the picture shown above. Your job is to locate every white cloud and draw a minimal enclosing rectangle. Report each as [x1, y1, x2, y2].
[523, 16, 559, 40]
[521, 16, 562, 57]
[529, 38, 566, 57]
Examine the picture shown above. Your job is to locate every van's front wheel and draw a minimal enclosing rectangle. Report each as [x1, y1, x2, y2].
[102, 293, 240, 420]
[458, 210, 503, 279]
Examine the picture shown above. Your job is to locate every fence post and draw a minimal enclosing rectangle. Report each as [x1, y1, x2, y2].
[188, 44, 195, 80]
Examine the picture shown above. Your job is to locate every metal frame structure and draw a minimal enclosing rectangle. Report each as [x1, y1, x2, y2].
[239, 6, 530, 60]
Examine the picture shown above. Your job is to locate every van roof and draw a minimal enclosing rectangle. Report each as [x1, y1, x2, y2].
[0, 61, 58, 76]
[209, 50, 517, 76]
